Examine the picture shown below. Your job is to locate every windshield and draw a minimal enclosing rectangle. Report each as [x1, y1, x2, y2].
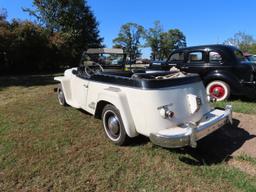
[82, 53, 125, 66]
[234, 50, 247, 62]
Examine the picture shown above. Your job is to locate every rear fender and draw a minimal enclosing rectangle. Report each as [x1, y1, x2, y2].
[203, 70, 241, 94]
[96, 87, 138, 138]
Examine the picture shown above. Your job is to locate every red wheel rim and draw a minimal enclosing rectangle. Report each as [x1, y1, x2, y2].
[209, 84, 225, 99]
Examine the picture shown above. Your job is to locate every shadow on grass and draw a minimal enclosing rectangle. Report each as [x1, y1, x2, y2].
[129, 135, 150, 146]
[0, 74, 59, 88]
[128, 118, 255, 165]
[168, 118, 256, 165]
[96, 116, 255, 165]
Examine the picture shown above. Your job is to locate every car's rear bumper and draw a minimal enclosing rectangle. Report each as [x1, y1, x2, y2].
[149, 105, 232, 148]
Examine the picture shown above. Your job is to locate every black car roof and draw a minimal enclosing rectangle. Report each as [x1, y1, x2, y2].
[173, 44, 240, 52]
[168, 44, 242, 62]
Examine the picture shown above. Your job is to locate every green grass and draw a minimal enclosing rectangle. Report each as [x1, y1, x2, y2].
[214, 99, 256, 114]
[0, 75, 256, 191]
[236, 153, 256, 166]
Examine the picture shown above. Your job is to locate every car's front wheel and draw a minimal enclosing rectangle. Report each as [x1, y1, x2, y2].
[102, 104, 129, 146]
[206, 80, 230, 101]
[57, 84, 67, 106]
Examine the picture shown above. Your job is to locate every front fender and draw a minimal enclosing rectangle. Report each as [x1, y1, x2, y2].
[54, 76, 72, 102]
[96, 87, 138, 138]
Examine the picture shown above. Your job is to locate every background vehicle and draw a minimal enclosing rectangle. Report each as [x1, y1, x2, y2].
[54, 48, 232, 148]
[245, 54, 256, 64]
[163, 45, 256, 101]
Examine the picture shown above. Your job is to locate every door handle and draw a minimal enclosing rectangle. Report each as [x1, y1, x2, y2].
[83, 84, 89, 88]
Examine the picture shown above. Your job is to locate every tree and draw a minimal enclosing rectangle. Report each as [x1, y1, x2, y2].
[25, 0, 103, 64]
[159, 29, 186, 60]
[144, 21, 187, 60]
[0, 9, 12, 72]
[113, 23, 145, 60]
[8, 20, 50, 73]
[145, 21, 163, 60]
[224, 32, 256, 53]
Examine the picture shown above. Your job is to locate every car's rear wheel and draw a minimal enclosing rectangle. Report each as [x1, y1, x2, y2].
[102, 104, 129, 146]
[206, 80, 230, 101]
[57, 84, 67, 106]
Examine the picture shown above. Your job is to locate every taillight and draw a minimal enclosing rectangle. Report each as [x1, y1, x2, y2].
[187, 94, 202, 114]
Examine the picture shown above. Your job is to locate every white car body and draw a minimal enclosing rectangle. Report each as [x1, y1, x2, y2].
[54, 67, 232, 148]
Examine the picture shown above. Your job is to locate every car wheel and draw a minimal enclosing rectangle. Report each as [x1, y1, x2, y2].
[57, 84, 67, 106]
[102, 104, 129, 146]
[206, 80, 230, 101]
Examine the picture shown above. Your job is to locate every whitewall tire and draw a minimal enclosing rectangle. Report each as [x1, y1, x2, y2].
[102, 104, 129, 146]
[206, 80, 230, 101]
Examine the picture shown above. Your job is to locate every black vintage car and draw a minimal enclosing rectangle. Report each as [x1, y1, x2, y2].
[149, 44, 256, 101]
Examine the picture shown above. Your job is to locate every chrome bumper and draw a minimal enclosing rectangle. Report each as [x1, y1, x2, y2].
[149, 105, 232, 148]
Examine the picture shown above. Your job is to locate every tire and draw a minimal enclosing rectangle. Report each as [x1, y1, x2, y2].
[206, 80, 230, 101]
[101, 104, 129, 146]
[57, 84, 67, 106]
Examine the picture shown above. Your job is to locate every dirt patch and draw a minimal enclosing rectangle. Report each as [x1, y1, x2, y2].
[228, 159, 256, 176]
[231, 113, 256, 158]
[177, 112, 256, 165]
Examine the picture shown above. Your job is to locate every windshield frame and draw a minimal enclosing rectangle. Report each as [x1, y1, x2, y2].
[81, 52, 127, 67]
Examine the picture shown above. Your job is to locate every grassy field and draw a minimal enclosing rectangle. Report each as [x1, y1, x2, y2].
[214, 99, 256, 114]
[1, 75, 256, 191]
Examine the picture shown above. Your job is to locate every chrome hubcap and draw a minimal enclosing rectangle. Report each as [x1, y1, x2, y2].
[58, 90, 64, 104]
[104, 111, 120, 139]
[108, 116, 120, 135]
[210, 84, 225, 98]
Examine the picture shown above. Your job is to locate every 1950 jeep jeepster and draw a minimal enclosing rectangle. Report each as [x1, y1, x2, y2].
[54, 48, 232, 148]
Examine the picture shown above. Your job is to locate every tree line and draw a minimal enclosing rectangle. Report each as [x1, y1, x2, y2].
[113, 21, 187, 61]
[0, 0, 102, 75]
[224, 32, 256, 54]
[1, 0, 255, 75]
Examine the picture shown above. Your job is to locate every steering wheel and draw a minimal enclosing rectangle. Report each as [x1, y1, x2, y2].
[84, 63, 104, 77]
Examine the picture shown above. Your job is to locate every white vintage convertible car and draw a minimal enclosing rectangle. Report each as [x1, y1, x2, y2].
[54, 48, 232, 148]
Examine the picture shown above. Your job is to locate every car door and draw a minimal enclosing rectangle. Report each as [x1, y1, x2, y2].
[71, 75, 90, 109]
[181, 51, 206, 74]
[206, 50, 228, 71]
